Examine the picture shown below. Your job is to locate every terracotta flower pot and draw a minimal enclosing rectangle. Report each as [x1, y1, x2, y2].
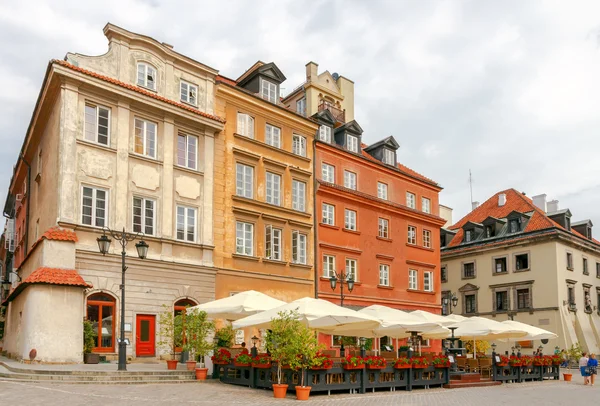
[195, 367, 208, 380]
[272, 383, 288, 398]
[186, 360, 197, 371]
[342, 364, 364, 370]
[394, 365, 411, 369]
[412, 365, 428, 369]
[295, 386, 312, 401]
[366, 365, 385, 370]
[166, 360, 178, 370]
[563, 373, 572, 382]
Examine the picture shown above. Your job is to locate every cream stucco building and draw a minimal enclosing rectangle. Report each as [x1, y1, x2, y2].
[1, 24, 224, 362]
[441, 189, 600, 354]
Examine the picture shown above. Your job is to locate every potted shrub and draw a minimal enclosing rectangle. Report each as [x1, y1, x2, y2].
[234, 353, 253, 367]
[214, 324, 235, 349]
[185, 309, 215, 380]
[83, 320, 99, 364]
[364, 356, 386, 369]
[394, 357, 411, 369]
[411, 356, 429, 369]
[211, 348, 232, 365]
[266, 310, 302, 399]
[252, 354, 272, 368]
[287, 320, 322, 401]
[311, 352, 333, 370]
[563, 342, 582, 382]
[432, 355, 450, 368]
[341, 355, 365, 370]
[157, 305, 182, 370]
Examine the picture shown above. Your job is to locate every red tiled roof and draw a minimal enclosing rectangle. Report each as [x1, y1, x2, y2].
[42, 227, 78, 242]
[23, 267, 92, 288]
[53, 59, 226, 124]
[444, 230, 559, 256]
[216, 74, 237, 86]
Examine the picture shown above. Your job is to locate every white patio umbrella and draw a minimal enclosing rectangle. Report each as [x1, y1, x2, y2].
[189, 290, 286, 321]
[232, 297, 380, 331]
[444, 314, 467, 323]
[499, 320, 558, 342]
[409, 310, 458, 326]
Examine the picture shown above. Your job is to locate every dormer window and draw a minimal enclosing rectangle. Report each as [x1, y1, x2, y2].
[319, 125, 332, 143]
[346, 135, 358, 153]
[566, 217, 571, 231]
[382, 149, 395, 165]
[260, 78, 277, 103]
[509, 219, 520, 233]
[296, 98, 306, 116]
[137, 63, 156, 90]
[485, 225, 494, 238]
[180, 80, 198, 106]
[465, 230, 473, 242]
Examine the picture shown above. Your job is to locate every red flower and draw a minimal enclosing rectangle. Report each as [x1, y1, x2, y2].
[211, 348, 232, 363]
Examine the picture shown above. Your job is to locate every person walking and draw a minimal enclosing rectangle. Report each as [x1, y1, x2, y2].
[579, 352, 590, 385]
[588, 354, 598, 386]
[560, 349, 568, 368]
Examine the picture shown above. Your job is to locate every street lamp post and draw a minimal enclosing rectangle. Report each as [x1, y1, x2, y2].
[329, 270, 354, 357]
[97, 227, 149, 372]
[442, 292, 459, 314]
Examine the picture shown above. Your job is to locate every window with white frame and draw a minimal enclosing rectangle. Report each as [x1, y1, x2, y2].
[323, 255, 335, 277]
[406, 192, 416, 209]
[409, 269, 418, 290]
[408, 225, 416, 244]
[176, 205, 196, 242]
[322, 163, 335, 183]
[265, 225, 282, 260]
[292, 180, 306, 212]
[296, 98, 306, 115]
[265, 124, 281, 148]
[84, 103, 110, 145]
[177, 133, 198, 170]
[137, 63, 156, 90]
[133, 196, 155, 235]
[322, 203, 335, 225]
[236, 221, 254, 256]
[237, 113, 255, 138]
[344, 170, 357, 190]
[423, 230, 431, 248]
[235, 163, 254, 198]
[292, 134, 306, 157]
[319, 125, 332, 143]
[81, 186, 107, 227]
[422, 197, 431, 214]
[344, 209, 357, 231]
[379, 264, 390, 286]
[424, 271, 433, 292]
[346, 135, 358, 153]
[266, 172, 281, 205]
[134, 118, 157, 158]
[382, 149, 395, 165]
[345, 258, 357, 281]
[377, 182, 388, 200]
[260, 78, 277, 103]
[180, 80, 198, 105]
[378, 218, 389, 238]
[292, 231, 307, 264]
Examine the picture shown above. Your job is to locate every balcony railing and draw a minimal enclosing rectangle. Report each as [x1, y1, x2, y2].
[318, 102, 345, 123]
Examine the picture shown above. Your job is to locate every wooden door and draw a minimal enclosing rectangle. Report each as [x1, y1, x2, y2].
[136, 314, 156, 357]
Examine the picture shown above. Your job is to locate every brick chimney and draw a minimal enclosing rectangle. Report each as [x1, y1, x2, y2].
[532, 194, 547, 212]
[306, 62, 318, 83]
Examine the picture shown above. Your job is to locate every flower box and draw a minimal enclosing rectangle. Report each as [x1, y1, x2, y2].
[253, 363, 272, 369]
[434, 363, 450, 368]
[310, 365, 333, 370]
[343, 364, 364, 370]
[412, 364, 428, 369]
[213, 361, 230, 365]
[496, 363, 508, 367]
[234, 362, 250, 367]
[394, 365, 412, 369]
[341, 355, 365, 370]
[366, 365, 386, 370]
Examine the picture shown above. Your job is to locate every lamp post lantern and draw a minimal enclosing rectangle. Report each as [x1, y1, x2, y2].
[251, 335, 259, 357]
[97, 227, 149, 371]
[329, 269, 354, 356]
[442, 292, 459, 314]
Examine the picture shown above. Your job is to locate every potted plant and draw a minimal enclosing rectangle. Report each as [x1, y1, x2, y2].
[432, 355, 450, 368]
[252, 354, 272, 368]
[364, 356, 386, 369]
[287, 319, 322, 401]
[496, 355, 509, 367]
[266, 310, 302, 399]
[185, 309, 215, 380]
[394, 357, 411, 369]
[411, 356, 429, 369]
[520, 355, 533, 367]
[211, 348, 232, 365]
[83, 320, 99, 364]
[234, 353, 253, 367]
[551, 355, 562, 366]
[157, 305, 182, 370]
[341, 355, 365, 370]
[563, 342, 582, 382]
[311, 352, 333, 370]
[214, 324, 235, 349]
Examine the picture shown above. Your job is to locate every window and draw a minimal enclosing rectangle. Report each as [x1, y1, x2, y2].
[266, 172, 281, 206]
[322, 163, 334, 183]
[133, 197, 155, 235]
[319, 125, 332, 143]
[465, 294, 476, 314]
[378, 218, 389, 238]
[568, 286, 575, 305]
[406, 192, 416, 209]
[235, 221, 254, 256]
[515, 253, 529, 271]
[422, 197, 431, 214]
[265, 124, 281, 148]
[292, 180, 306, 212]
[296, 98, 306, 115]
[322, 203, 335, 225]
[379, 264, 390, 286]
[424, 271, 433, 292]
[407, 226, 416, 244]
[494, 257, 507, 274]
[485, 225, 494, 238]
[382, 148, 394, 165]
[176, 206, 196, 242]
[86, 293, 115, 352]
[292, 134, 307, 157]
[465, 230, 473, 242]
[583, 258, 589, 275]
[346, 259, 357, 281]
[180, 80, 198, 105]
[496, 291, 508, 311]
[81, 186, 107, 227]
[177, 133, 198, 170]
[137, 63, 156, 90]
[377, 182, 388, 200]
[323, 255, 335, 277]
[441, 266, 448, 283]
[567, 252, 573, 270]
[509, 219, 520, 233]
[235, 163, 254, 198]
[423, 230, 431, 248]
[260, 78, 277, 103]
[265, 225, 282, 261]
[237, 113, 255, 138]
[84, 104, 110, 145]
[596, 262, 600, 278]
[408, 269, 418, 290]
[292, 231, 307, 264]
[344, 171, 357, 190]
[346, 135, 358, 152]
[344, 209, 357, 231]
[517, 289, 530, 309]
[463, 262, 475, 278]
[134, 118, 157, 158]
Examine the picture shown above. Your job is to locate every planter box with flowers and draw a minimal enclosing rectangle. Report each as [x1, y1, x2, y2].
[551, 355, 562, 366]
[509, 356, 522, 367]
[234, 353, 253, 367]
[310, 352, 333, 370]
[496, 355, 509, 367]
[432, 355, 450, 368]
[411, 356, 430, 369]
[520, 355, 533, 367]
[252, 354, 272, 369]
[394, 357, 412, 369]
[341, 355, 365, 370]
[533, 356, 552, 367]
[211, 348, 232, 365]
[364, 356, 387, 370]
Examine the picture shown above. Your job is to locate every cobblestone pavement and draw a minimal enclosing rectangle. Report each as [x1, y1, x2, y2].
[1, 379, 598, 405]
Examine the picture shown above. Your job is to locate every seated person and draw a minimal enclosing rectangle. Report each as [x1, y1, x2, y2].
[240, 342, 249, 354]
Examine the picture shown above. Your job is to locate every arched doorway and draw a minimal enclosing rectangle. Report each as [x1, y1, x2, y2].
[86, 293, 116, 352]
[174, 298, 197, 351]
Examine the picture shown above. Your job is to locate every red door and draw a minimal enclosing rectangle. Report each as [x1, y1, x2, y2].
[136, 314, 156, 357]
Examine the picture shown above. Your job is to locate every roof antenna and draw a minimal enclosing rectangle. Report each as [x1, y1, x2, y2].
[469, 169, 474, 207]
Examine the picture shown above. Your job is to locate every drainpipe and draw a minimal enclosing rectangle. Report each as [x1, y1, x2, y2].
[20, 155, 31, 258]
[312, 135, 318, 299]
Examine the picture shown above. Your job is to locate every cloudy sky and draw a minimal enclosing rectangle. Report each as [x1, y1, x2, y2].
[1, 0, 600, 227]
